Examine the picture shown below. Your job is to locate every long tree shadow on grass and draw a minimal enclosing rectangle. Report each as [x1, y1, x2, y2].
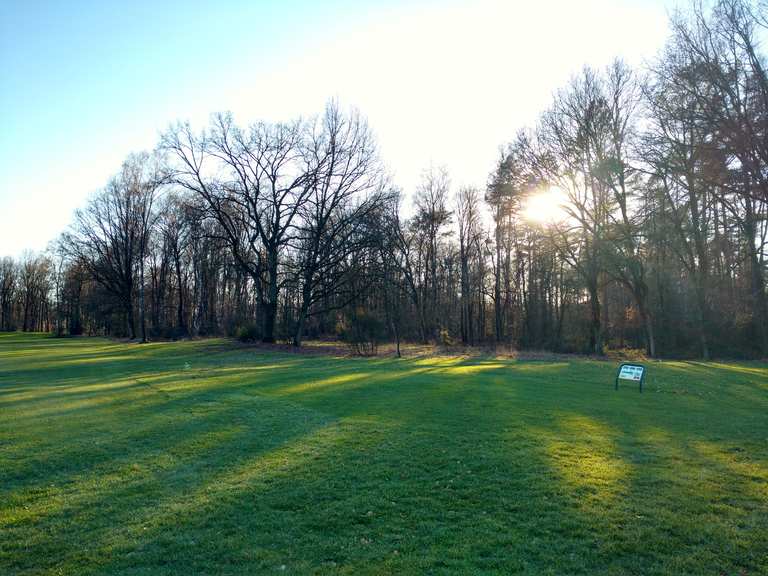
[2, 336, 768, 575]
[1, 396, 342, 574]
[1, 358, 336, 492]
[1, 357, 462, 503]
[77, 390, 766, 575]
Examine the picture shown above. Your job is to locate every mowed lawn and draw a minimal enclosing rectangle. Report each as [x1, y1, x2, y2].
[1, 334, 767, 575]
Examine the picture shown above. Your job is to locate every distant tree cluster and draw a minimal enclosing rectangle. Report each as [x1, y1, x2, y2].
[0, 254, 56, 333]
[5, 1, 767, 358]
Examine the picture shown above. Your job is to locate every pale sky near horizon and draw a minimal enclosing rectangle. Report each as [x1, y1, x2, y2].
[0, 0, 674, 258]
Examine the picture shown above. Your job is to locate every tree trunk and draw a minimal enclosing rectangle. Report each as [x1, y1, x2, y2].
[140, 251, 147, 343]
[262, 249, 279, 343]
[459, 243, 469, 345]
[126, 296, 136, 340]
[494, 238, 503, 343]
[175, 255, 186, 336]
[587, 276, 602, 355]
[293, 279, 312, 347]
[639, 303, 656, 358]
[693, 277, 710, 360]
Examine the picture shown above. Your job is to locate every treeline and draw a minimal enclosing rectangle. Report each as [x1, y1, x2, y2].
[4, 1, 768, 358]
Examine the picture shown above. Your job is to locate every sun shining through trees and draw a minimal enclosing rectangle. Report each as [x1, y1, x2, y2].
[2, 1, 767, 359]
[521, 186, 570, 224]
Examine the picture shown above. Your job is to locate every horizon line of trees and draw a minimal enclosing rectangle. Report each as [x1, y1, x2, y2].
[3, 0, 767, 359]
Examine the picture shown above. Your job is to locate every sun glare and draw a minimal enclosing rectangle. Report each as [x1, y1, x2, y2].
[522, 187, 569, 224]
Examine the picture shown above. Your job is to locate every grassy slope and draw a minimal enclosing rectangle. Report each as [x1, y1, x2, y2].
[0, 333, 767, 576]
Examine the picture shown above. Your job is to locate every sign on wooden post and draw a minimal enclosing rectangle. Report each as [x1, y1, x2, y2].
[615, 363, 645, 392]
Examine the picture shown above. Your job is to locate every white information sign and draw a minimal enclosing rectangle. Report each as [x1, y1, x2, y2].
[615, 363, 646, 392]
[618, 364, 644, 381]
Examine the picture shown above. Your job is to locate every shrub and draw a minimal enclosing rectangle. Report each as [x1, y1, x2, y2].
[235, 323, 260, 342]
[339, 309, 385, 356]
[438, 327, 456, 346]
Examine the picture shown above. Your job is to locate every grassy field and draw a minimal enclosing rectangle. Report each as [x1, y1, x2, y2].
[1, 333, 767, 575]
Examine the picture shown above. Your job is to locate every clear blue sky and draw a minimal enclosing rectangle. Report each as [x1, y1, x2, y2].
[0, 0, 673, 257]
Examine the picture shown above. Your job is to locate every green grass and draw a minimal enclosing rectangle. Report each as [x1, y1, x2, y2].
[1, 333, 767, 575]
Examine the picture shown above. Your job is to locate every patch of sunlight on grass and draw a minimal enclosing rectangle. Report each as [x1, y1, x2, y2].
[206, 360, 300, 383]
[511, 362, 570, 373]
[195, 420, 360, 492]
[411, 357, 466, 367]
[0, 344, 112, 358]
[443, 363, 505, 375]
[701, 362, 768, 378]
[102, 418, 386, 550]
[539, 414, 629, 507]
[1, 425, 248, 528]
[0, 372, 179, 409]
[52, 355, 136, 366]
[10, 393, 132, 418]
[637, 426, 676, 444]
[209, 363, 300, 374]
[690, 440, 768, 499]
[668, 360, 768, 375]
[279, 373, 371, 395]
